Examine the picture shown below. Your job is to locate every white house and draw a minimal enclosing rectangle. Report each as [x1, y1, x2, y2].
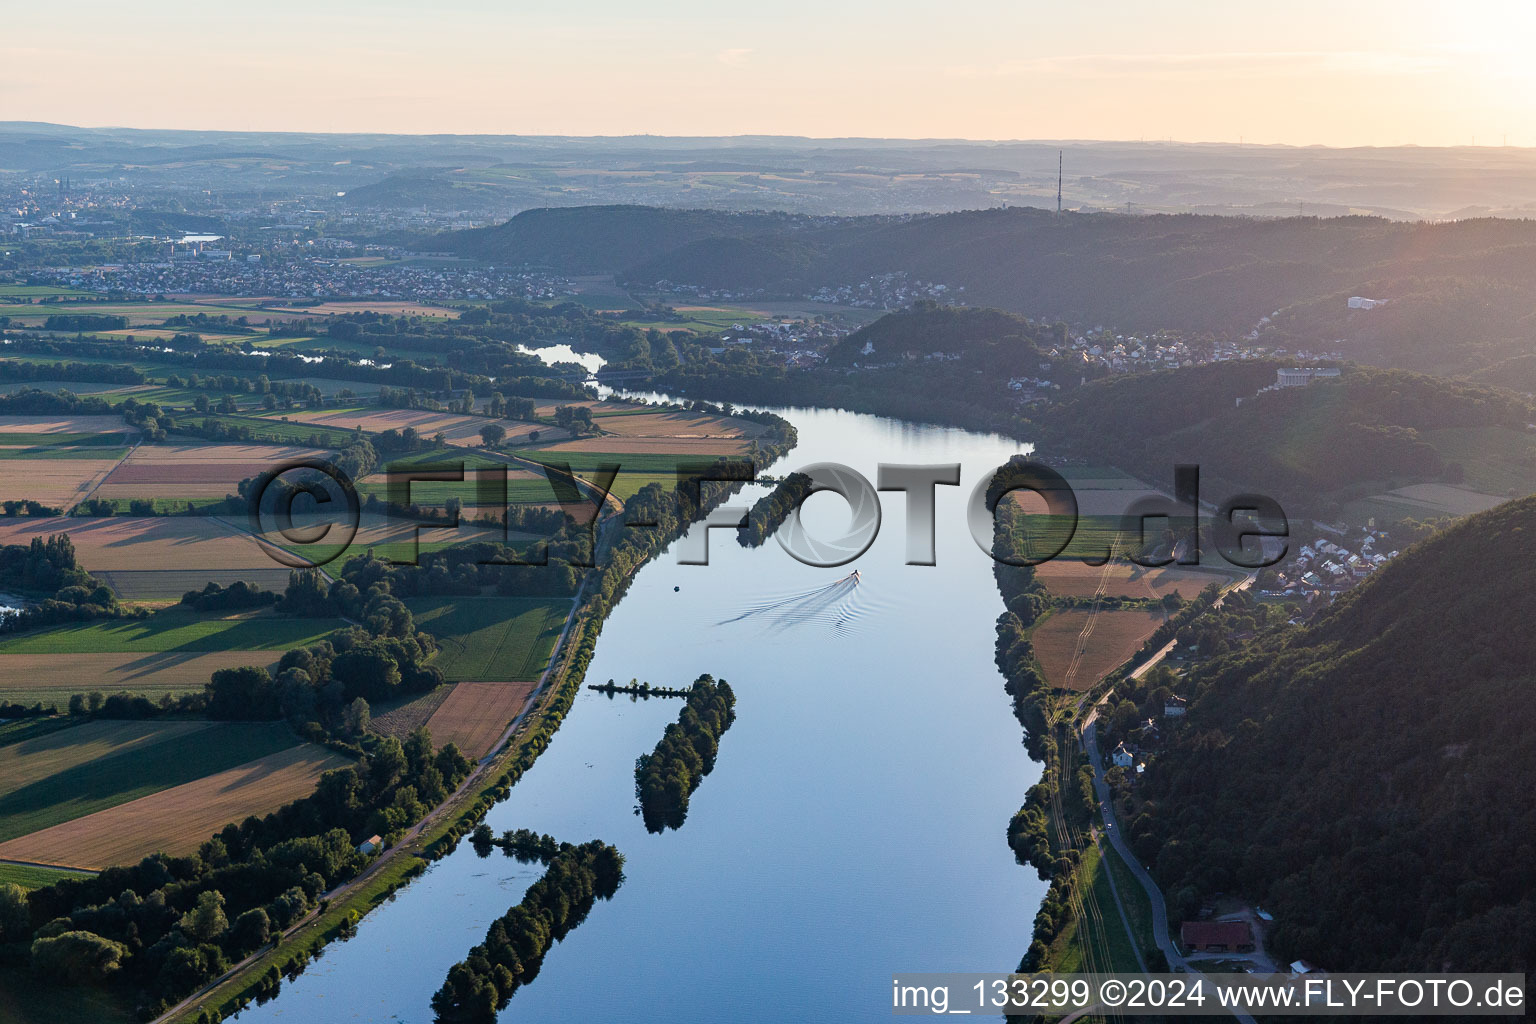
[1112, 743, 1135, 768]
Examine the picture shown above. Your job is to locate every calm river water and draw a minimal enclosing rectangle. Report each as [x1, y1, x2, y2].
[237, 403, 1045, 1023]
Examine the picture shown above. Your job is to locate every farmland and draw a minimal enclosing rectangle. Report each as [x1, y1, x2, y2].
[0, 457, 126, 507]
[0, 608, 345, 655]
[1033, 559, 1228, 599]
[406, 596, 570, 682]
[0, 721, 299, 845]
[0, 652, 285, 710]
[369, 684, 454, 742]
[1030, 607, 1167, 691]
[590, 409, 769, 439]
[268, 406, 557, 447]
[515, 446, 754, 500]
[0, 862, 92, 890]
[93, 442, 331, 500]
[422, 681, 538, 759]
[0, 517, 273, 573]
[0, 743, 349, 870]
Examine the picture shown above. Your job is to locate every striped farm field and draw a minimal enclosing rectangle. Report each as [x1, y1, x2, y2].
[0, 652, 285, 707]
[369, 685, 455, 743]
[0, 517, 273, 572]
[1031, 608, 1167, 692]
[423, 681, 537, 759]
[0, 608, 346, 655]
[93, 442, 331, 499]
[0, 721, 214, 799]
[0, 743, 348, 870]
[93, 568, 297, 602]
[270, 407, 556, 447]
[0, 720, 299, 846]
[0, 458, 126, 507]
[0, 415, 137, 436]
[407, 596, 570, 682]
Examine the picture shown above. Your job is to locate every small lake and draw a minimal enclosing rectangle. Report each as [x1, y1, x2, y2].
[237, 402, 1045, 1024]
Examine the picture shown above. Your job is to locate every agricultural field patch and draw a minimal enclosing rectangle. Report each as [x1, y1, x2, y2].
[369, 684, 454, 743]
[1031, 608, 1167, 691]
[0, 720, 299, 846]
[406, 596, 569, 682]
[93, 442, 330, 499]
[423, 681, 537, 759]
[538, 435, 754, 456]
[0, 517, 273, 573]
[0, 861, 92, 890]
[258, 300, 460, 318]
[0, 457, 126, 508]
[0, 651, 286, 706]
[0, 608, 345, 655]
[592, 410, 768, 439]
[92, 568, 296, 601]
[1033, 559, 1228, 600]
[274, 406, 555, 447]
[0, 742, 347, 870]
[0, 414, 136, 436]
[0, 721, 213, 798]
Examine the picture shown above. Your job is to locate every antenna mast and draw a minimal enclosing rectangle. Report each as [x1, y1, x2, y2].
[1056, 150, 1063, 213]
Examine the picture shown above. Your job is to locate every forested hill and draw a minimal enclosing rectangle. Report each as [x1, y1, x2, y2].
[1036, 362, 1536, 515]
[1137, 495, 1536, 971]
[434, 205, 821, 274]
[823, 302, 1055, 369]
[438, 205, 1536, 374]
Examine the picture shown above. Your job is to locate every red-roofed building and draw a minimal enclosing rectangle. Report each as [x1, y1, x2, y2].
[1180, 920, 1254, 953]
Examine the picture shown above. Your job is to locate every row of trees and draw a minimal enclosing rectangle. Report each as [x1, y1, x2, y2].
[431, 839, 625, 1023]
[634, 676, 736, 833]
[21, 726, 473, 1013]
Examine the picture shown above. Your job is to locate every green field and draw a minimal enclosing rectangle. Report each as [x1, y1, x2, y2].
[406, 596, 570, 681]
[0, 284, 95, 299]
[0, 721, 298, 842]
[0, 861, 93, 890]
[0, 609, 346, 655]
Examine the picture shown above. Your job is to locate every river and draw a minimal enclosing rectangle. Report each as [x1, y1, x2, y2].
[236, 402, 1046, 1023]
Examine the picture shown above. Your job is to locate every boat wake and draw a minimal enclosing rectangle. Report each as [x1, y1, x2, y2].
[715, 570, 878, 637]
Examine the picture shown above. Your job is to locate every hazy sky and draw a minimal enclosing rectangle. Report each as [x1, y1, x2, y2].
[5, 0, 1535, 145]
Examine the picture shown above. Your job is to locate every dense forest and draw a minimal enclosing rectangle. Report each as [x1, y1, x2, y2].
[1133, 495, 1536, 971]
[441, 204, 1536, 375]
[633, 676, 737, 832]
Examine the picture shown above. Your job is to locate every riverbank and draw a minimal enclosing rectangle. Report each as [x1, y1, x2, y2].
[157, 416, 798, 1024]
